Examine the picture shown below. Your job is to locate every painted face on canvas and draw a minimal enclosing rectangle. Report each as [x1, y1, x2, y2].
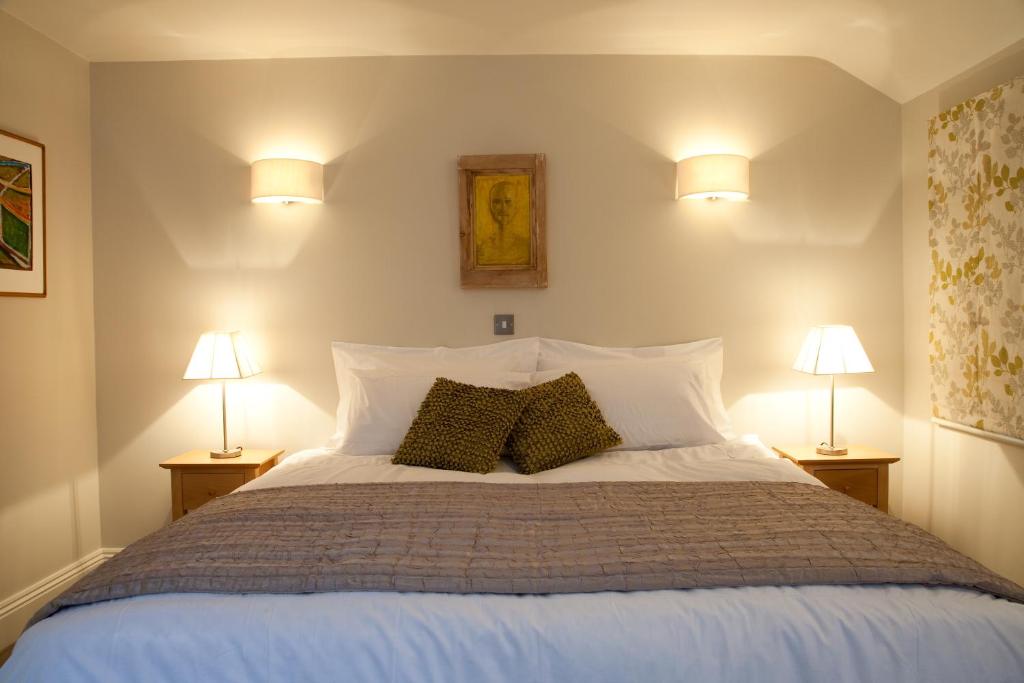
[489, 181, 518, 230]
[472, 173, 532, 268]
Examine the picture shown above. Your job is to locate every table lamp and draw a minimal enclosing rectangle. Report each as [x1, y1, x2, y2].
[792, 325, 874, 455]
[183, 331, 262, 458]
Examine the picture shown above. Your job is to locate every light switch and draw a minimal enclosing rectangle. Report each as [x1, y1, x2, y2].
[493, 314, 514, 335]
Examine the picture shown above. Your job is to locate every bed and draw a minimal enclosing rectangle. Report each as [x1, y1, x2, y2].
[4, 440, 1024, 682]
[4, 337, 1023, 682]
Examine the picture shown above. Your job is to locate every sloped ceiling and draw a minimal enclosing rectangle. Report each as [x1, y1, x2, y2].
[3, 0, 1024, 102]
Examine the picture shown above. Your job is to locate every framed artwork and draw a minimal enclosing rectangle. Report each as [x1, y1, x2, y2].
[0, 129, 45, 297]
[458, 154, 547, 288]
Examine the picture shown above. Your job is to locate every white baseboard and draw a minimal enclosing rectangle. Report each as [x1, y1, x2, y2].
[0, 547, 122, 649]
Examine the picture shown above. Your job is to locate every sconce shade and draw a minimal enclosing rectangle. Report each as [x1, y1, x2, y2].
[675, 154, 749, 200]
[793, 325, 874, 375]
[251, 158, 323, 204]
[183, 331, 262, 380]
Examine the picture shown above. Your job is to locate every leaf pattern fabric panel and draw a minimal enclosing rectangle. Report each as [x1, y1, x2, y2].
[392, 377, 527, 474]
[929, 77, 1024, 439]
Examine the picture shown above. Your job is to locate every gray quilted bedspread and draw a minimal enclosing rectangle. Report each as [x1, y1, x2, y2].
[31, 480, 1024, 627]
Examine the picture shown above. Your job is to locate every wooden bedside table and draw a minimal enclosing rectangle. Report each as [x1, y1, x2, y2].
[160, 449, 283, 520]
[772, 445, 900, 512]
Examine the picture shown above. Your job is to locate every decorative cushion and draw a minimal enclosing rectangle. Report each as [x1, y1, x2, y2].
[507, 372, 622, 474]
[392, 377, 528, 474]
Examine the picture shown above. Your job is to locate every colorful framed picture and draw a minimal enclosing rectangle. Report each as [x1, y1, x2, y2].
[458, 154, 547, 288]
[0, 129, 45, 297]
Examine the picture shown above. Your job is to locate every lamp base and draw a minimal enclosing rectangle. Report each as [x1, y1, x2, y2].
[210, 447, 243, 459]
[816, 444, 848, 456]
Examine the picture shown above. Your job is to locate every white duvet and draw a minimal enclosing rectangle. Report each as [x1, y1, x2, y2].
[4, 439, 1024, 683]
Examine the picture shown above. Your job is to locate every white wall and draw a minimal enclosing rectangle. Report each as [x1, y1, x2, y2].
[90, 55, 904, 548]
[901, 40, 1024, 585]
[0, 11, 101, 646]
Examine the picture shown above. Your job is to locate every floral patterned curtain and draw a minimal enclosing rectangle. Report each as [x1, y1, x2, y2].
[929, 77, 1024, 440]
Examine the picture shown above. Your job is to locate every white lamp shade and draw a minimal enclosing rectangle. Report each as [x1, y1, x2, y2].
[183, 331, 262, 380]
[675, 154, 750, 201]
[793, 325, 874, 375]
[251, 158, 323, 204]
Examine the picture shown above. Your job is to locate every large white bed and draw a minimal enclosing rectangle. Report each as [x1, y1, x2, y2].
[5, 439, 1024, 682]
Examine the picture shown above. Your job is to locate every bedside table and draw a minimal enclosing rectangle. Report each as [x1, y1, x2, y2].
[159, 449, 283, 520]
[772, 445, 900, 512]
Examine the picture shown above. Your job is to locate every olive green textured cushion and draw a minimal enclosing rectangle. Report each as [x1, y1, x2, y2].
[507, 372, 622, 474]
[392, 377, 527, 474]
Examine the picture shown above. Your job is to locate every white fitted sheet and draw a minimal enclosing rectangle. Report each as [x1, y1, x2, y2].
[245, 436, 824, 490]
[4, 438, 1023, 683]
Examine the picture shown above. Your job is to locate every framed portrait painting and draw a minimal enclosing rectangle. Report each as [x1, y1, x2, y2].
[0, 129, 45, 297]
[458, 154, 547, 288]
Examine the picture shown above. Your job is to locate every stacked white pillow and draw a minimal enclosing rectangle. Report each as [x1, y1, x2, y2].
[536, 337, 733, 450]
[328, 338, 538, 455]
[337, 368, 532, 455]
[327, 336, 733, 456]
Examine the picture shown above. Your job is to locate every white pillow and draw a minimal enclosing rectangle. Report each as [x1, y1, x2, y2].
[335, 368, 533, 455]
[533, 355, 733, 451]
[538, 336, 730, 438]
[328, 338, 539, 449]
[538, 337, 723, 375]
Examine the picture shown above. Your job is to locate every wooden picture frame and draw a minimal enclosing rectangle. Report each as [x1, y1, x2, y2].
[0, 129, 46, 297]
[458, 154, 547, 288]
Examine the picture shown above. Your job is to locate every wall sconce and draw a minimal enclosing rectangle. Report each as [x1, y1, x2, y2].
[251, 158, 324, 204]
[675, 154, 749, 201]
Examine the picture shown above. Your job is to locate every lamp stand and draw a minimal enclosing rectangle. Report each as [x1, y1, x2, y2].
[816, 374, 848, 455]
[210, 380, 243, 459]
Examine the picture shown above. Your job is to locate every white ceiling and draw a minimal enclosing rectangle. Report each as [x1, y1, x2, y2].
[3, 0, 1023, 102]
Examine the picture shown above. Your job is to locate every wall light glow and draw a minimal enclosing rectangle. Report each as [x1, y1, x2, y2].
[251, 158, 324, 204]
[675, 154, 750, 201]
